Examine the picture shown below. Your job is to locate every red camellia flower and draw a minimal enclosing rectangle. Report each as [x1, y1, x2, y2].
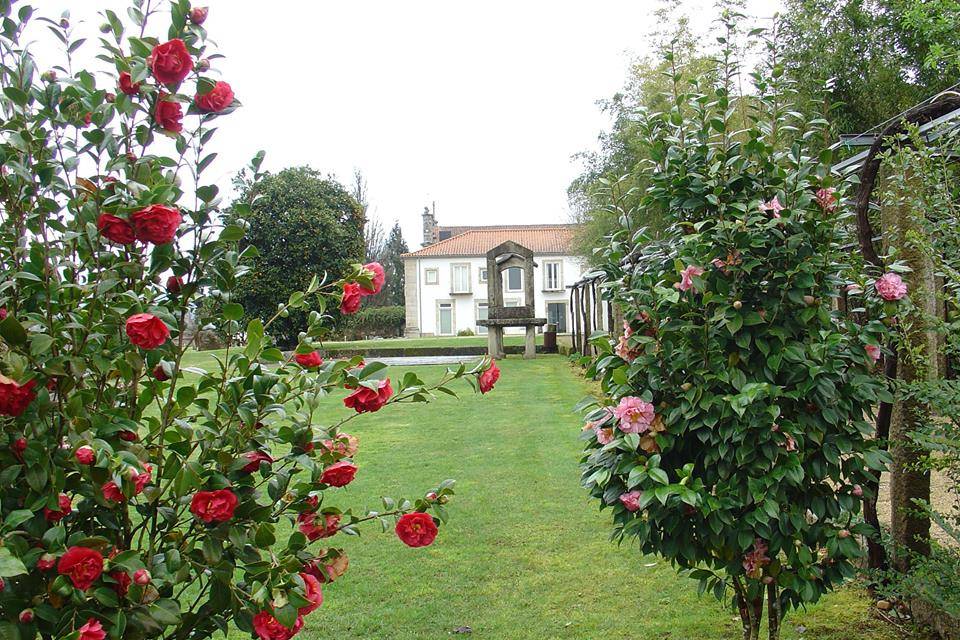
[101, 481, 123, 504]
[294, 351, 323, 368]
[118, 71, 140, 96]
[189, 6, 209, 24]
[478, 361, 500, 394]
[395, 512, 438, 548]
[57, 546, 104, 591]
[118, 429, 139, 442]
[19, 609, 33, 624]
[148, 39, 194, 85]
[133, 569, 151, 586]
[154, 97, 183, 133]
[195, 80, 234, 113]
[44, 493, 72, 522]
[131, 204, 182, 244]
[241, 450, 273, 473]
[96, 214, 135, 244]
[125, 313, 170, 349]
[297, 511, 340, 541]
[77, 618, 106, 640]
[75, 445, 95, 465]
[359, 262, 386, 296]
[340, 282, 362, 314]
[320, 461, 357, 487]
[0, 377, 37, 417]
[110, 569, 131, 596]
[252, 611, 303, 640]
[166, 275, 183, 294]
[132, 464, 152, 493]
[297, 572, 324, 615]
[190, 489, 239, 523]
[342, 378, 392, 414]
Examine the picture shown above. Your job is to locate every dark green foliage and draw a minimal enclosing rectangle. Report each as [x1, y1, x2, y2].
[232, 167, 365, 347]
[342, 305, 405, 339]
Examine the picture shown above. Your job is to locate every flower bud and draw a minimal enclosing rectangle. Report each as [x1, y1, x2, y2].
[803, 295, 816, 306]
[152, 364, 170, 382]
[18, 609, 33, 624]
[0, 578, 5, 591]
[680, 382, 692, 392]
[134, 569, 151, 585]
[732, 300, 742, 310]
[41, 70, 57, 83]
[75, 445, 95, 465]
[852, 484, 863, 497]
[59, 18, 69, 29]
[37, 553, 56, 570]
[126, 152, 137, 164]
[105, 92, 116, 103]
[166, 275, 183, 294]
[197, 58, 211, 72]
[100, 22, 112, 33]
[189, 6, 209, 25]
[838, 529, 850, 539]
[425, 491, 438, 502]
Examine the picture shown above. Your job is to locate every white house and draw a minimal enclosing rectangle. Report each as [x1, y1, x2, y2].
[401, 212, 585, 337]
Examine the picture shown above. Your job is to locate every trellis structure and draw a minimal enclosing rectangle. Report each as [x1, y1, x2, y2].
[568, 271, 616, 356]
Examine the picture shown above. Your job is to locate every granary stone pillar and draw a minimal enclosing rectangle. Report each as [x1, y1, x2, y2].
[524, 325, 536, 359]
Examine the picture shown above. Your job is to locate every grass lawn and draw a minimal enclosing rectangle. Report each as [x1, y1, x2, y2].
[177, 353, 897, 640]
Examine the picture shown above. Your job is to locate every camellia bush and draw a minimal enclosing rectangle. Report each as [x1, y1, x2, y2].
[578, 18, 892, 640]
[0, 2, 499, 639]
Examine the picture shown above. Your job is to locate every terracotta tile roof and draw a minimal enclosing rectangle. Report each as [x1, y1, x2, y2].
[402, 225, 578, 258]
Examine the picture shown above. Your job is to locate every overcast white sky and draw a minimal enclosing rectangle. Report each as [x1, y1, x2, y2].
[33, 0, 780, 248]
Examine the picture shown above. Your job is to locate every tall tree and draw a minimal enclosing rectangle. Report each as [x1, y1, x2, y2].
[231, 166, 365, 346]
[363, 221, 408, 308]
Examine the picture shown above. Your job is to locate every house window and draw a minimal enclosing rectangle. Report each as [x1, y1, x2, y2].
[437, 301, 454, 335]
[504, 298, 520, 307]
[451, 264, 471, 294]
[505, 267, 522, 292]
[424, 268, 439, 285]
[476, 302, 488, 335]
[544, 260, 562, 291]
[479, 268, 488, 284]
[547, 302, 568, 333]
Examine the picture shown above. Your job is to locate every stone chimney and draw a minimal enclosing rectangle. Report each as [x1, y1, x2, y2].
[422, 203, 438, 246]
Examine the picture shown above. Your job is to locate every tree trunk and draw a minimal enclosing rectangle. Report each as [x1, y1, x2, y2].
[864, 348, 895, 572]
[882, 168, 936, 571]
[766, 582, 781, 640]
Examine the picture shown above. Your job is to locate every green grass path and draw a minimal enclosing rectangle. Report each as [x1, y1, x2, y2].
[221, 356, 895, 640]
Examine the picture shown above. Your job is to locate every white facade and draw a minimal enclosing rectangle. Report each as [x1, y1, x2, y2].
[403, 254, 584, 337]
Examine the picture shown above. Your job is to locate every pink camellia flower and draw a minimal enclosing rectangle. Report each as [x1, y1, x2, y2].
[619, 490, 642, 512]
[742, 539, 770, 578]
[612, 396, 655, 434]
[711, 258, 725, 269]
[596, 427, 614, 445]
[319, 433, 359, 458]
[783, 433, 798, 452]
[852, 484, 863, 497]
[815, 187, 837, 212]
[875, 272, 907, 301]
[865, 344, 881, 363]
[189, 6, 209, 24]
[359, 262, 386, 296]
[340, 282, 363, 314]
[615, 321, 641, 362]
[132, 464, 152, 493]
[77, 618, 107, 640]
[674, 265, 705, 293]
[75, 445, 95, 465]
[759, 195, 785, 218]
[479, 361, 500, 394]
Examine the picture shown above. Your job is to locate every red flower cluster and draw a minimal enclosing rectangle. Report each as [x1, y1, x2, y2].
[148, 39, 193, 85]
[96, 214, 135, 244]
[297, 511, 340, 541]
[57, 546, 104, 591]
[131, 204, 181, 244]
[343, 378, 392, 413]
[0, 376, 36, 416]
[126, 313, 170, 349]
[252, 611, 303, 640]
[395, 512, 438, 548]
[294, 351, 323, 368]
[195, 81, 234, 113]
[190, 489, 239, 523]
[44, 493, 72, 522]
[478, 361, 500, 394]
[320, 461, 357, 487]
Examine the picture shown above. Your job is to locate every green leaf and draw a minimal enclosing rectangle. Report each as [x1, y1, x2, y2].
[222, 302, 244, 321]
[648, 468, 669, 485]
[0, 315, 27, 346]
[0, 547, 27, 577]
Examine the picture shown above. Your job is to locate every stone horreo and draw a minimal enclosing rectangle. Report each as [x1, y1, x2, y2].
[0, 3, 499, 640]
